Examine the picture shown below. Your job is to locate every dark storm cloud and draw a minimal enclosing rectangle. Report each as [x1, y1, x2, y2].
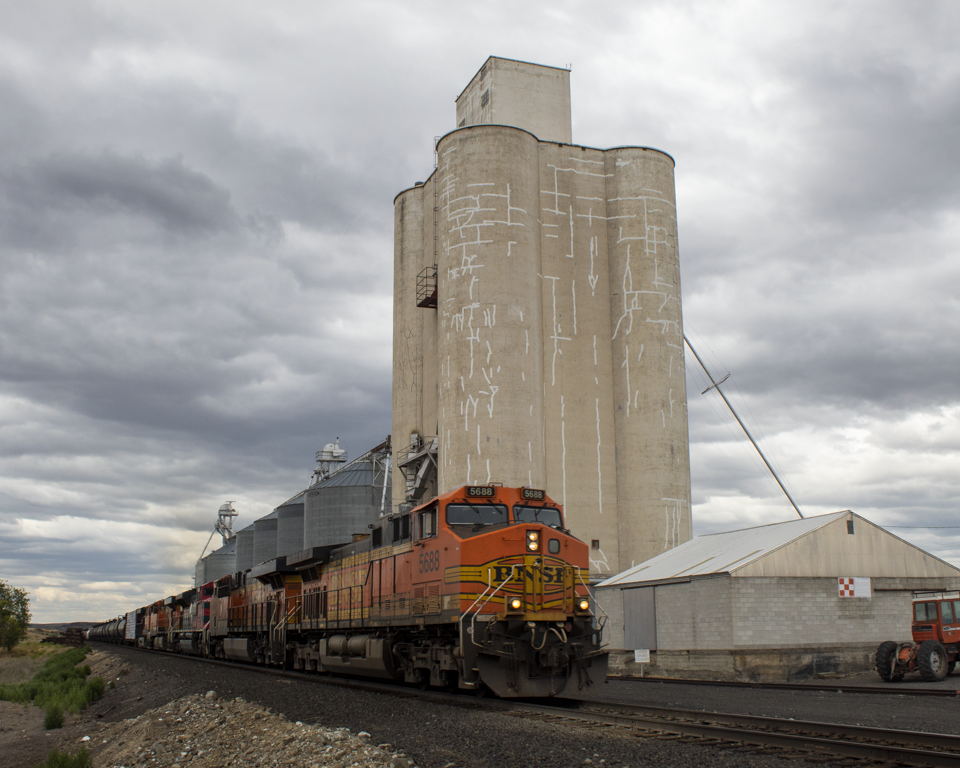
[1, 0, 957, 621]
[0, 151, 243, 249]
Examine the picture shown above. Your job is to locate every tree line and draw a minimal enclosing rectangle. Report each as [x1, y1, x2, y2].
[0, 579, 31, 651]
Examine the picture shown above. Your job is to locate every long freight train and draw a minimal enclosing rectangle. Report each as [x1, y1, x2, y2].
[88, 485, 608, 697]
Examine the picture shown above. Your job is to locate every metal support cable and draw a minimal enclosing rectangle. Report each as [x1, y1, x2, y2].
[683, 333, 804, 519]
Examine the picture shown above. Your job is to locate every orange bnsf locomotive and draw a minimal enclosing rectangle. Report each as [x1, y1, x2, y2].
[89, 485, 608, 697]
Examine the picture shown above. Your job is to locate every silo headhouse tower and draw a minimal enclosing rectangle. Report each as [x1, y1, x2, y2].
[392, 57, 692, 580]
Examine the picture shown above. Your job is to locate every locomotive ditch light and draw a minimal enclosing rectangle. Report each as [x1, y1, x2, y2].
[577, 599, 590, 612]
[526, 530, 540, 551]
[508, 597, 523, 611]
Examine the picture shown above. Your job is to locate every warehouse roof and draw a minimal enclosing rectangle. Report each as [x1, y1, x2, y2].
[597, 510, 960, 587]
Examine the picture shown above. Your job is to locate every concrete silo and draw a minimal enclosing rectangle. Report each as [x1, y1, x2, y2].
[392, 57, 692, 579]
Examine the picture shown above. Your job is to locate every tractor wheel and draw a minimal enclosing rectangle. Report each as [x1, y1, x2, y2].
[875, 641, 903, 682]
[918, 639, 949, 681]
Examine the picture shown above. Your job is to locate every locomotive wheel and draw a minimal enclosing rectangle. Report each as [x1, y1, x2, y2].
[416, 669, 430, 690]
[875, 641, 903, 682]
[949, 661, 957, 676]
[442, 670, 459, 694]
[918, 639, 948, 681]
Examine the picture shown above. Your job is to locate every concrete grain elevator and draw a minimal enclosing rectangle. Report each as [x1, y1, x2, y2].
[393, 57, 692, 579]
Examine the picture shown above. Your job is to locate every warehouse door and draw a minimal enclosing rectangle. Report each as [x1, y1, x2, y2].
[623, 587, 656, 650]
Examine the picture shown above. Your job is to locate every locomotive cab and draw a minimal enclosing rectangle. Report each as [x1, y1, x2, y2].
[432, 485, 606, 696]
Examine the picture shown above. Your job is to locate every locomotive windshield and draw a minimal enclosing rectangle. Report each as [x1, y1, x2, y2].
[446, 503, 508, 526]
[513, 505, 562, 528]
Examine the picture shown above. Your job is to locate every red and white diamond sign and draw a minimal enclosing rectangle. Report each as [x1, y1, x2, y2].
[838, 577, 872, 598]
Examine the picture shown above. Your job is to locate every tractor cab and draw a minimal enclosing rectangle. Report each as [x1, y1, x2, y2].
[912, 596, 960, 648]
[877, 592, 960, 682]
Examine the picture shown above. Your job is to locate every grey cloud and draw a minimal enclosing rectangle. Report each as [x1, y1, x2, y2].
[0, 151, 247, 252]
[3, 0, 959, 621]
[780, 57, 960, 227]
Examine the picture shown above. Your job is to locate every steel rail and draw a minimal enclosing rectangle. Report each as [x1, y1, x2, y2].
[609, 674, 960, 697]
[512, 701, 960, 767]
[97, 643, 960, 766]
[576, 701, 960, 751]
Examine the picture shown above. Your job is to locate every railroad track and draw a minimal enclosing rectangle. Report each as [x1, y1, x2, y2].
[508, 700, 960, 767]
[98, 644, 960, 766]
[611, 674, 960, 698]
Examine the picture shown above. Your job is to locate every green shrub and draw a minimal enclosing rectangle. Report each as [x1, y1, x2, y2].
[108, 679, 115, 689]
[33, 746, 92, 768]
[43, 703, 63, 730]
[0, 647, 103, 714]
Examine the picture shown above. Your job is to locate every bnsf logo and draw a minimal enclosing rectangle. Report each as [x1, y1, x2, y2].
[490, 563, 568, 586]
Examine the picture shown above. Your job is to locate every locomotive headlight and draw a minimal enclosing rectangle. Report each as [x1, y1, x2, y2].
[526, 530, 540, 551]
[509, 597, 523, 611]
[577, 599, 590, 611]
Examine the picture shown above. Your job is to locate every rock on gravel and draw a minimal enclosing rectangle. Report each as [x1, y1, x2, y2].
[93, 693, 416, 768]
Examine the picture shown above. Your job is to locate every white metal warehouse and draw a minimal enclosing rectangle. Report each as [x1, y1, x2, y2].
[596, 510, 960, 680]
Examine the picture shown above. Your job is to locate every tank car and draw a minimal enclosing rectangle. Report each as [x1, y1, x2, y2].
[90, 484, 609, 698]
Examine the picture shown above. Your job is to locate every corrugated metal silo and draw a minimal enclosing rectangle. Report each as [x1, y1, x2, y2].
[194, 559, 206, 589]
[304, 455, 391, 548]
[276, 494, 305, 558]
[235, 523, 256, 572]
[253, 511, 278, 565]
[205, 537, 237, 582]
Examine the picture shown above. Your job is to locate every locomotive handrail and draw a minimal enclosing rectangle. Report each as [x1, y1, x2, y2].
[573, 566, 609, 641]
[462, 565, 518, 649]
[271, 596, 301, 650]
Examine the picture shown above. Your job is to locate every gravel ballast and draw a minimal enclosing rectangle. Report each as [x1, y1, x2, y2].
[12, 643, 949, 768]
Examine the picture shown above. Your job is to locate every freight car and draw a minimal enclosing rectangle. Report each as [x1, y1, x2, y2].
[89, 484, 608, 697]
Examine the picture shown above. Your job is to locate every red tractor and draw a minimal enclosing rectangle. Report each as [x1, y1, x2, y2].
[876, 594, 960, 682]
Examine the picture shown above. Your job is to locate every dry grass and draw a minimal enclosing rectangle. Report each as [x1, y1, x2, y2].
[0, 628, 66, 683]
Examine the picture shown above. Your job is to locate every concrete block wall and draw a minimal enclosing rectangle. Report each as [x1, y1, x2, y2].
[731, 576, 960, 648]
[644, 575, 960, 652]
[655, 577, 733, 650]
[601, 575, 960, 680]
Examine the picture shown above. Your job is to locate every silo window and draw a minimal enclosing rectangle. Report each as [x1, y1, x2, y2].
[847, 520, 855, 535]
[480, 89, 489, 108]
[591, 540, 600, 550]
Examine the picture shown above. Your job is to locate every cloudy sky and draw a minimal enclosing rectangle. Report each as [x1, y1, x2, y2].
[1, 1, 957, 622]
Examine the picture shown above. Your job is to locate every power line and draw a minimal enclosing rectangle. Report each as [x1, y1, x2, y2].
[886, 526, 960, 529]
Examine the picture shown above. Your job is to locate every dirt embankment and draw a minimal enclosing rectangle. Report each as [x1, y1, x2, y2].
[1, 647, 415, 768]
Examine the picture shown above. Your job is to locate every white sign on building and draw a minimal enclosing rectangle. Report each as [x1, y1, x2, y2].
[838, 576, 872, 598]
